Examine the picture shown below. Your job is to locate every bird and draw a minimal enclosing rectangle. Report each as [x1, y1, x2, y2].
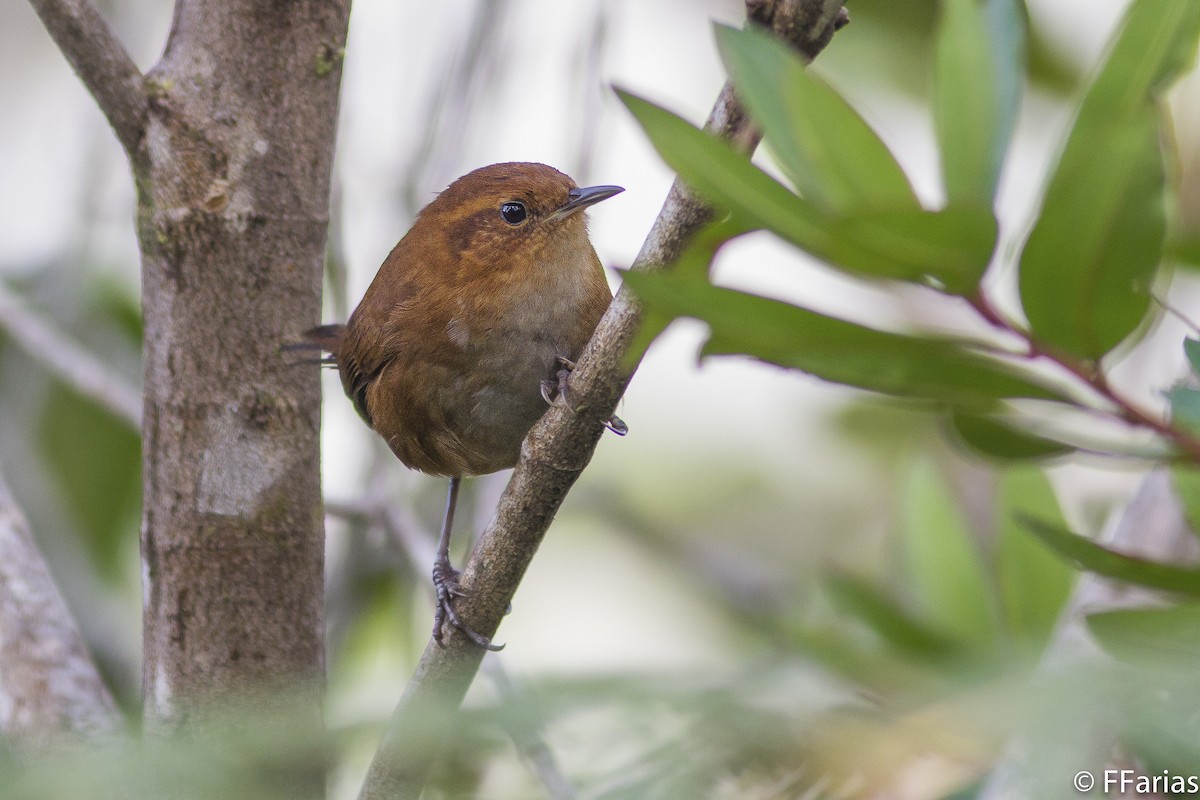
[302, 162, 625, 649]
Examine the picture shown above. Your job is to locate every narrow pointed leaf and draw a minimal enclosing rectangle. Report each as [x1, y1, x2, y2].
[619, 90, 995, 292]
[1018, 0, 1200, 358]
[1021, 516, 1200, 595]
[949, 412, 1074, 461]
[622, 270, 1069, 406]
[1020, 112, 1165, 358]
[716, 25, 918, 213]
[824, 206, 997, 294]
[1185, 338, 1200, 375]
[934, 0, 1023, 206]
[1172, 467, 1200, 540]
[904, 462, 997, 646]
[618, 89, 832, 250]
[997, 469, 1075, 656]
[825, 574, 956, 657]
[1167, 386, 1200, 436]
[1087, 605, 1200, 665]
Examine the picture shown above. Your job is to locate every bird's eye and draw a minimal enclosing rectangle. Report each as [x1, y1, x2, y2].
[500, 201, 527, 225]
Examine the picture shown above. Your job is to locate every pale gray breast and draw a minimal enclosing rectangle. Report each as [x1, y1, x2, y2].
[448, 259, 594, 463]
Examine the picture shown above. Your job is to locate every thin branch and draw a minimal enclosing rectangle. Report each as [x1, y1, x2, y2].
[0, 283, 142, 429]
[0, 467, 125, 748]
[355, 3, 849, 799]
[398, 0, 509, 217]
[27, 0, 148, 159]
[966, 291, 1200, 461]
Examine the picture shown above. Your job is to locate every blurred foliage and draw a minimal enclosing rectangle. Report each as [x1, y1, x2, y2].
[616, 0, 1200, 795]
[9, 0, 1200, 798]
[2, 276, 141, 585]
[38, 379, 140, 583]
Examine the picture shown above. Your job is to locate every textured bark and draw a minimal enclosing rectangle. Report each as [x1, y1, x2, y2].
[134, 1, 349, 732]
[356, 2, 849, 799]
[0, 470, 123, 748]
[27, 0, 148, 157]
[32, 0, 351, 752]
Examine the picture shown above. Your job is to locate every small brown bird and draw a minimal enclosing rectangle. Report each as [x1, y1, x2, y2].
[304, 162, 624, 649]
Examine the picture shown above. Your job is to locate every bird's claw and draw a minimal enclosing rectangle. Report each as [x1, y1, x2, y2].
[542, 356, 629, 436]
[604, 414, 628, 436]
[432, 560, 504, 651]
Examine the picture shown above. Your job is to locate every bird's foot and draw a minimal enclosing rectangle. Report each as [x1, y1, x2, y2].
[540, 356, 628, 436]
[432, 559, 504, 651]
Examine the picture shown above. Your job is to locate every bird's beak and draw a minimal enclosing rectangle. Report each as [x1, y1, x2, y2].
[551, 184, 624, 220]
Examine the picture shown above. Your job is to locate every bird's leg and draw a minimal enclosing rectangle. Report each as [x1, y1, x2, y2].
[431, 477, 504, 651]
[540, 356, 628, 436]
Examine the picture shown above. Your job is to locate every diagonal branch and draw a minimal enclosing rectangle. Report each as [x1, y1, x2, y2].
[0, 283, 142, 430]
[356, 2, 848, 799]
[27, 0, 148, 158]
[0, 467, 125, 748]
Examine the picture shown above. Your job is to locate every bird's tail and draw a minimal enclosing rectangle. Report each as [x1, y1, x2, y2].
[284, 323, 346, 366]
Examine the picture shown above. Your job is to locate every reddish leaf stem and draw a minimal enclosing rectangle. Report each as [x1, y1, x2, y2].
[966, 291, 1200, 462]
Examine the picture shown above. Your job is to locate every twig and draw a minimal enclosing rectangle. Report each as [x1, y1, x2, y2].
[325, 496, 438, 569]
[0, 466, 125, 748]
[0, 283, 142, 429]
[399, 0, 509, 217]
[355, 3, 849, 799]
[568, 1, 613, 183]
[966, 291, 1200, 461]
[26, 0, 147, 158]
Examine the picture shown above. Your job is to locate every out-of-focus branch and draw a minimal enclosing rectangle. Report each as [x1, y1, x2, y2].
[483, 658, 577, 800]
[0, 467, 124, 748]
[0, 283, 141, 429]
[355, 3, 849, 799]
[26, 0, 147, 158]
[399, 0, 509, 217]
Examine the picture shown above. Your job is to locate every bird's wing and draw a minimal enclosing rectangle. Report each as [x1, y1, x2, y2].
[335, 322, 391, 428]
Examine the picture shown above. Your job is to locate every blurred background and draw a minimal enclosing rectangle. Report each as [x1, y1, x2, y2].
[4, 0, 1200, 797]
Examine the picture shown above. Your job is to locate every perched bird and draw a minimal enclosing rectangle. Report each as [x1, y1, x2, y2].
[303, 162, 625, 649]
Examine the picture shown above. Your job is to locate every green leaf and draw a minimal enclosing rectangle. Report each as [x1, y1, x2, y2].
[618, 89, 832, 251]
[823, 206, 998, 294]
[934, 0, 1023, 207]
[825, 574, 956, 658]
[39, 382, 141, 583]
[622, 269, 1069, 407]
[784, 624, 938, 694]
[904, 462, 997, 645]
[1166, 386, 1200, 436]
[1087, 605, 1200, 666]
[621, 218, 750, 368]
[715, 25, 919, 213]
[1019, 113, 1165, 359]
[1171, 466, 1200, 539]
[1185, 338, 1200, 375]
[1018, 0, 1200, 359]
[1021, 516, 1200, 596]
[949, 412, 1074, 461]
[997, 468, 1075, 657]
[618, 90, 996, 293]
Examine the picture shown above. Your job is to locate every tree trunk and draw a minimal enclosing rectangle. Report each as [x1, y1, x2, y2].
[134, 0, 348, 735]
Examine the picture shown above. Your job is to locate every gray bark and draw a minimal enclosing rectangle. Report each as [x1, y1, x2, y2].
[0, 469, 124, 748]
[136, 1, 348, 731]
[29, 0, 352, 760]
